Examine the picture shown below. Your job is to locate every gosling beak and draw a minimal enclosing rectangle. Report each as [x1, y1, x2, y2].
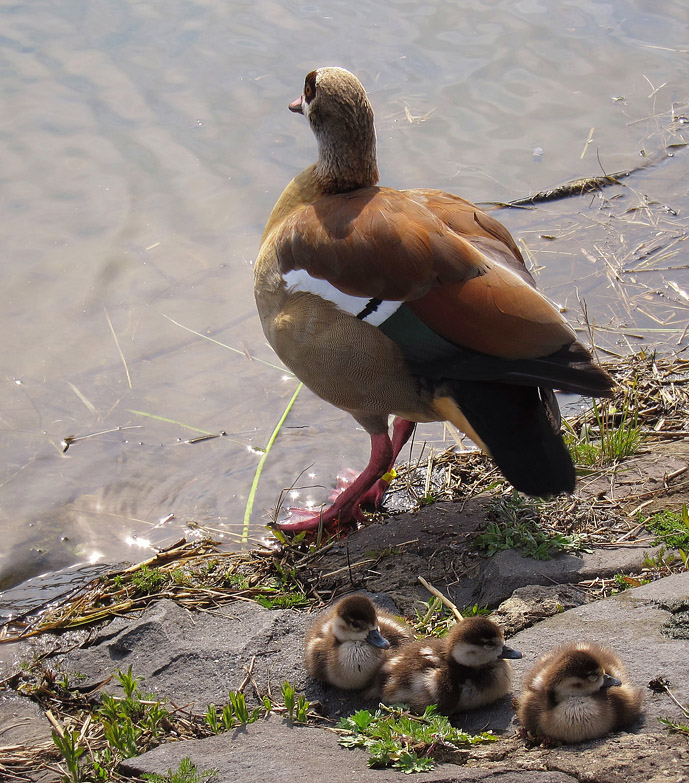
[366, 628, 390, 649]
[289, 96, 304, 114]
[602, 674, 622, 689]
[499, 645, 523, 660]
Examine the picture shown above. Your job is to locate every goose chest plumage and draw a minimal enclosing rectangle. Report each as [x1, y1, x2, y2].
[254, 66, 614, 534]
[304, 594, 413, 691]
[380, 617, 521, 714]
[517, 643, 643, 744]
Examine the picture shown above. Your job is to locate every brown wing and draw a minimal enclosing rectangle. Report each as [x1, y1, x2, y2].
[400, 189, 576, 358]
[404, 188, 535, 285]
[407, 265, 575, 358]
[275, 185, 575, 359]
[273, 187, 490, 301]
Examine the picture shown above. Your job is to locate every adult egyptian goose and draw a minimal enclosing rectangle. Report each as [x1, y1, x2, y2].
[304, 594, 413, 691]
[254, 67, 614, 533]
[380, 616, 521, 714]
[517, 642, 643, 744]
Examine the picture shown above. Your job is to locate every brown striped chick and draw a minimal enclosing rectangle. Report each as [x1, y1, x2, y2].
[304, 594, 413, 691]
[380, 617, 521, 714]
[517, 643, 643, 744]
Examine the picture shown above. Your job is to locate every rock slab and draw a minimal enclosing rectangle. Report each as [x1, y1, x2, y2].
[59, 573, 689, 783]
[119, 716, 577, 783]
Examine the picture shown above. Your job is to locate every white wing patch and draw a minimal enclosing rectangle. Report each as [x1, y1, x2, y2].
[283, 269, 402, 325]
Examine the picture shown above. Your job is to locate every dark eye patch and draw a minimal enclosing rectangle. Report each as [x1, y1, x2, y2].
[304, 71, 317, 103]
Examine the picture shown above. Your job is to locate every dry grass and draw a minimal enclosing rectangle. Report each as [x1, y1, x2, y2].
[0, 538, 312, 645]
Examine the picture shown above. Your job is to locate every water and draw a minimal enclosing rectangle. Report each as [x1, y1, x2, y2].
[1, 0, 687, 612]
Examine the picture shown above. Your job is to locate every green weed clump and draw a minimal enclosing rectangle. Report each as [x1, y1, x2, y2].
[49, 665, 171, 782]
[413, 597, 489, 637]
[281, 680, 310, 722]
[113, 565, 168, 595]
[204, 681, 308, 733]
[474, 493, 590, 560]
[142, 757, 217, 783]
[564, 399, 641, 469]
[51, 729, 86, 782]
[644, 506, 689, 551]
[337, 704, 496, 773]
[204, 689, 276, 733]
[48, 666, 311, 781]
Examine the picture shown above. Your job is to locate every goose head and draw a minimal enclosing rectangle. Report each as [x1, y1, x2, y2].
[331, 594, 391, 648]
[446, 617, 522, 668]
[542, 648, 622, 701]
[289, 66, 379, 193]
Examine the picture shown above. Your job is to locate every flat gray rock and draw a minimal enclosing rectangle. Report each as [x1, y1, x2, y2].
[0, 690, 53, 746]
[119, 715, 577, 783]
[63, 598, 311, 711]
[475, 543, 658, 607]
[491, 584, 589, 635]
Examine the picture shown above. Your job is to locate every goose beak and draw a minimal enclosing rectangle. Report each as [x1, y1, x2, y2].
[289, 96, 304, 114]
[602, 674, 622, 689]
[366, 628, 391, 649]
[499, 645, 523, 660]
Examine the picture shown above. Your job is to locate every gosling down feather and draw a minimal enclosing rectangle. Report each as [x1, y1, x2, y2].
[254, 66, 614, 534]
[380, 617, 521, 714]
[304, 594, 413, 691]
[517, 642, 643, 744]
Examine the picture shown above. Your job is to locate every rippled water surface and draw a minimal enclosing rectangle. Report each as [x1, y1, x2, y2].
[1, 0, 688, 612]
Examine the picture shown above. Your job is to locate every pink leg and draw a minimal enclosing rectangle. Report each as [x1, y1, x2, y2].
[358, 418, 416, 509]
[275, 432, 393, 534]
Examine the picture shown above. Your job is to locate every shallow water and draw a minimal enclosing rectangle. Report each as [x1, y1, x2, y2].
[1, 0, 688, 613]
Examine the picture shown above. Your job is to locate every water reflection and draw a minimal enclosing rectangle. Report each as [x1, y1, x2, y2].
[0, 0, 687, 605]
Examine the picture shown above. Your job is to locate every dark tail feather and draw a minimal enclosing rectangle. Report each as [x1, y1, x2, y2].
[447, 380, 575, 497]
[417, 342, 615, 399]
[504, 343, 615, 398]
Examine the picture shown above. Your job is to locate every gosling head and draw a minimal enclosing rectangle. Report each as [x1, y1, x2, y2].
[289, 66, 379, 192]
[331, 595, 390, 648]
[446, 617, 522, 668]
[542, 648, 622, 702]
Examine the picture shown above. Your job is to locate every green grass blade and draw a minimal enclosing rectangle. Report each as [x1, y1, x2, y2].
[242, 383, 303, 543]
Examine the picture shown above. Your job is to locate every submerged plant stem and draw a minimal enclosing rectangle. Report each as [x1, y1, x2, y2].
[243, 383, 303, 542]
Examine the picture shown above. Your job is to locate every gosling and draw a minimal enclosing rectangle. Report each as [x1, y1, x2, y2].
[381, 617, 521, 714]
[304, 594, 413, 690]
[517, 642, 643, 744]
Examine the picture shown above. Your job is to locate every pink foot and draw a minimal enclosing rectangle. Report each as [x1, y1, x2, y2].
[276, 502, 364, 537]
[272, 432, 394, 536]
[359, 418, 415, 509]
[328, 468, 360, 502]
[357, 472, 394, 509]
